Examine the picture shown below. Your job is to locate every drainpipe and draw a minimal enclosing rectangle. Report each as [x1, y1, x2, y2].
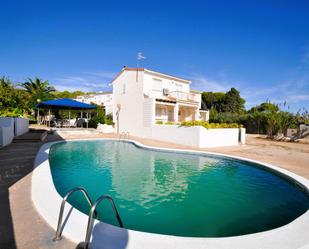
[116, 104, 121, 134]
[174, 104, 179, 123]
[86, 112, 89, 129]
[48, 109, 51, 128]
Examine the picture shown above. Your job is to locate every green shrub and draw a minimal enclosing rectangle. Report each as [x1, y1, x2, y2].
[262, 111, 297, 138]
[0, 108, 26, 117]
[156, 120, 163, 124]
[88, 112, 114, 128]
[104, 114, 113, 125]
[180, 121, 242, 129]
[88, 118, 99, 128]
[165, 121, 175, 125]
[208, 110, 300, 136]
[210, 112, 241, 124]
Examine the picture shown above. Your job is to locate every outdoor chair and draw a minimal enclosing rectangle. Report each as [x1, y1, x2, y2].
[76, 118, 86, 128]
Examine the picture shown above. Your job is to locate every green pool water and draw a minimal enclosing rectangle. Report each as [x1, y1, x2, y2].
[49, 140, 309, 237]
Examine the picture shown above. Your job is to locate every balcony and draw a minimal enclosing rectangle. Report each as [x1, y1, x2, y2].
[168, 91, 200, 103]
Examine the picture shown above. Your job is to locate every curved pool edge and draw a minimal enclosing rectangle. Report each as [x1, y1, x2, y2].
[31, 138, 309, 249]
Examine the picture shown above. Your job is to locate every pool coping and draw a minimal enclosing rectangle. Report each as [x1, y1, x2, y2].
[31, 138, 309, 249]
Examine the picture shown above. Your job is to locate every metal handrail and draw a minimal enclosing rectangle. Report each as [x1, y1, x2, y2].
[53, 187, 94, 241]
[119, 132, 125, 140]
[119, 132, 130, 140]
[84, 195, 123, 249]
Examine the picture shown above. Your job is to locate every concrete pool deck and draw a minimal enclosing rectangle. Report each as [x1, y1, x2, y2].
[1, 130, 309, 249]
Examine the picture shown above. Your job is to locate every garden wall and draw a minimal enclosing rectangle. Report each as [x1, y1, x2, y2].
[0, 117, 15, 147]
[14, 117, 29, 136]
[97, 124, 115, 133]
[151, 125, 245, 148]
[199, 128, 241, 147]
[300, 124, 309, 138]
[0, 117, 29, 147]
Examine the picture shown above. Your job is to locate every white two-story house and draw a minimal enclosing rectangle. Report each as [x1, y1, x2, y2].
[112, 67, 209, 137]
[76, 92, 113, 115]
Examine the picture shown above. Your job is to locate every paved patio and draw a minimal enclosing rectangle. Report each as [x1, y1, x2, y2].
[0, 131, 308, 249]
[0, 133, 76, 249]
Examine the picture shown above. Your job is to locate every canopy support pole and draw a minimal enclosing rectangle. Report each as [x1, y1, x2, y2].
[37, 107, 40, 125]
[86, 112, 89, 129]
[81, 111, 83, 128]
[48, 109, 51, 128]
[69, 111, 71, 128]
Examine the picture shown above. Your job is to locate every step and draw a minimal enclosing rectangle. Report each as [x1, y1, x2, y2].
[13, 130, 48, 143]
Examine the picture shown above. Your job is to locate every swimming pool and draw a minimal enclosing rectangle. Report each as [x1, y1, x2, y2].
[49, 140, 309, 238]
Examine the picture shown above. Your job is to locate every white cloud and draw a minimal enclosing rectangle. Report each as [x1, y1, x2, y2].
[52, 70, 115, 92]
[87, 71, 116, 79]
[186, 73, 230, 92]
[185, 49, 309, 112]
[287, 94, 309, 102]
[186, 70, 309, 112]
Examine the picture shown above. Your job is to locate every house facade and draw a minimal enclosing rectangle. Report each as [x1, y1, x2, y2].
[112, 67, 209, 136]
[76, 92, 113, 114]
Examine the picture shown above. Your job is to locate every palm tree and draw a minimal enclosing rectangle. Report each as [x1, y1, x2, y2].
[22, 78, 56, 119]
[23, 77, 55, 95]
[22, 77, 55, 104]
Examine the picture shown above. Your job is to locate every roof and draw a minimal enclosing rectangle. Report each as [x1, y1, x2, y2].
[190, 89, 202, 94]
[37, 98, 97, 110]
[77, 92, 112, 98]
[111, 67, 191, 84]
[155, 98, 176, 104]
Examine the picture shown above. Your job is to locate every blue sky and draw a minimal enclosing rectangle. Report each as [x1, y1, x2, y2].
[1, 0, 309, 112]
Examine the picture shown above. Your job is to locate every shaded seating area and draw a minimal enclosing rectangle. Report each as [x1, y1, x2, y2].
[37, 98, 96, 128]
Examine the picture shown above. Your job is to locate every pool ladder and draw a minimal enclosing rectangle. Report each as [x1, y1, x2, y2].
[119, 131, 130, 140]
[53, 187, 123, 249]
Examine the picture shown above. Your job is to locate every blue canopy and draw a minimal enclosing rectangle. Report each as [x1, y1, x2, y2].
[37, 98, 97, 110]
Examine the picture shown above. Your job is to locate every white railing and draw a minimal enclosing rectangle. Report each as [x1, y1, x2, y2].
[168, 91, 200, 102]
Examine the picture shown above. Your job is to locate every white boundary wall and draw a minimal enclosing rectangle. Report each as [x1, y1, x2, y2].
[97, 124, 115, 133]
[151, 125, 243, 148]
[14, 117, 29, 136]
[0, 117, 29, 147]
[151, 125, 201, 147]
[199, 127, 240, 147]
[0, 117, 15, 147]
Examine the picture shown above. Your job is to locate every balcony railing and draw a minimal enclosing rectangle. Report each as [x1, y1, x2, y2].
[168, 91, 200, 102]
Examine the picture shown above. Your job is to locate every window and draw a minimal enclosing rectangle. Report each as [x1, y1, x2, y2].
[152, 78, 163, 91]
[175, 83, 183, 92]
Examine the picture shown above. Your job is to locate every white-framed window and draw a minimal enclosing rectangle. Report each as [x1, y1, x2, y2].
[175, 83, 183, 92]
[152, 78, 163, 91]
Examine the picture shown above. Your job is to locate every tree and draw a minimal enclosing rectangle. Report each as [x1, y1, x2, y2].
[249, 102, 279, 113]
[22, 77, 55, 108]
[221, 88, 245, 113]
[53, 90, 72, 99]
[0, 77, 16, 110]
[88, 104, 106, 128]
[202, 92, 225, 111]
[52, 90, 85, 99]
[0, 77, 29, 116]
[202, 88, 245, 113]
